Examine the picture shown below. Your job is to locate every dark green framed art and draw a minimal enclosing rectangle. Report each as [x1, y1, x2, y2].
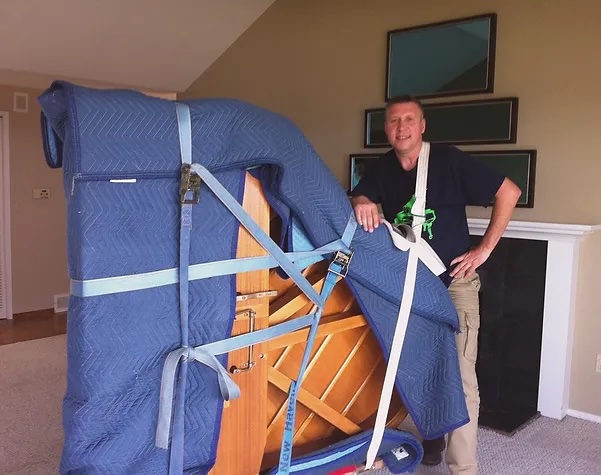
[364, 97, 519, 148]
[469, 149, 536, 208]
[349, 153, 382, 192]
[348, 150, 537, 207]
[386, 13, 497, 100]
[363, 109, 388, 149]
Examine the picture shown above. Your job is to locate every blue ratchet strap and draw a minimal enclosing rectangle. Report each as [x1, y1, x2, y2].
[190, 163, 326, 309]
[157, 107, 358, 473]
[70, 241, 350, 298]
[155, 246, 356, 452]
[157, 311, 318, 449]
[167, 102, 198, 475]
[276, 246, 354, 475]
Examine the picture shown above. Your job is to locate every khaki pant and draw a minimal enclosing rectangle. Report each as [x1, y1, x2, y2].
[445, 273, 481, 474]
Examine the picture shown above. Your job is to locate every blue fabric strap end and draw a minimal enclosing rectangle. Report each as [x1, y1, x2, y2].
[156, 346, 241, 450]
[155, 312, 318, 450]
[176, 103, 192, 167]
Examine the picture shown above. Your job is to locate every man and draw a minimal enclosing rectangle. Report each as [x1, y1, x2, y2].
[350, 95, 521, 474]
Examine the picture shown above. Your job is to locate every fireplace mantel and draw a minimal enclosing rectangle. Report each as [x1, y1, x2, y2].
[468, 218, 601, 242]
[468, 218, 601, 420]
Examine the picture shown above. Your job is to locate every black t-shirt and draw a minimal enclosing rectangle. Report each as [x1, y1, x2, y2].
[350, 144, 505, 286]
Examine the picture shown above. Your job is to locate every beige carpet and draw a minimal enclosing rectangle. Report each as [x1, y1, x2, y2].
[372, 414, 601, 475]
[2, 335, 601, 474]
[0, 335, 65, 475]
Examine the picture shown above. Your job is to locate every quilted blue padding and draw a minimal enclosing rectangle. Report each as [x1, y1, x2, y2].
[264, 429, 423, 475]
[39, 81, 468, 474]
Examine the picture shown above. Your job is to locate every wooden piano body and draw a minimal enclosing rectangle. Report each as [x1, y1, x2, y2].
[209, 174, 407, 474]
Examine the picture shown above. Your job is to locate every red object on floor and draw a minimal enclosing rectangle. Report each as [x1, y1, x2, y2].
[329, 466, 357, 475]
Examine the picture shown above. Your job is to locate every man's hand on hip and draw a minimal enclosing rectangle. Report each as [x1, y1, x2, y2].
[351, 196, 382, 233]
[449, 245, 492, 279]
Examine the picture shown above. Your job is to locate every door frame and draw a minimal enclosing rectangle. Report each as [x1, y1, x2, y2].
[0, 112, 13, 319]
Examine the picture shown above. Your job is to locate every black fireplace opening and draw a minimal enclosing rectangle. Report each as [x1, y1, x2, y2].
[469, 235, 548, 435]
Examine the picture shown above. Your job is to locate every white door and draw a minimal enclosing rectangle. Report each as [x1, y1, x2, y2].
[0, 113, 12, 320]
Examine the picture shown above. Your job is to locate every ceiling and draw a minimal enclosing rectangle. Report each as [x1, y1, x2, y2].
[0, 0, 276, 93]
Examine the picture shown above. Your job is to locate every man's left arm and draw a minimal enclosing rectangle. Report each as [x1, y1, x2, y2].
[450, 177, 522, 279]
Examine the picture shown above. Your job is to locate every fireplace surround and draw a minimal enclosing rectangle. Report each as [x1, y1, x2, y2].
[468, 218, 601, 432]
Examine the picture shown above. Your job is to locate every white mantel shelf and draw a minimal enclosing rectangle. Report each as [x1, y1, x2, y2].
[468, 218, 601, 241]
[468, 218, 601, 420]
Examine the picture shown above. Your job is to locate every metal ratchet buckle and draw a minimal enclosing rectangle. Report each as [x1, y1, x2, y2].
[328, 250, 354, 278]
[180, 163, 201, 204]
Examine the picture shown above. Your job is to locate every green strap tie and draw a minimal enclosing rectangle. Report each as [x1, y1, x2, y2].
[393, 195, 436, 240]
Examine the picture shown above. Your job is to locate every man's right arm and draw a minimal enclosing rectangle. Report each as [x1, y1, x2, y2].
[349, 154, 386, 232]
[351, 195, 382, 233]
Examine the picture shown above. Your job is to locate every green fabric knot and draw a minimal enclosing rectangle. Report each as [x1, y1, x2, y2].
[393, 194, 436, 240]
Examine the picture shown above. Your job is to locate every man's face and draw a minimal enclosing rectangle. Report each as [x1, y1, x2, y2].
[384, 102, 426, 157]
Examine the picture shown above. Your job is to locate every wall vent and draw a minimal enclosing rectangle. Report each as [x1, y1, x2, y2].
[13, 92, 28, 113]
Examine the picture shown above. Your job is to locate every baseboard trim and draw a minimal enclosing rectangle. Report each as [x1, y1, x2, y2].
[567, 409, 601, 424]
[12, 308, 56, 319]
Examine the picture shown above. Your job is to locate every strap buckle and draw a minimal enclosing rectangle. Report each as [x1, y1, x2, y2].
[328, 250, 353, 278]
[180, 163, 201, 204]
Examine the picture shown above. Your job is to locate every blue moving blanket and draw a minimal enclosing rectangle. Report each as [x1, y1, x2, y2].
[264, 429, 424, 475]
[38, 81, 468, 474]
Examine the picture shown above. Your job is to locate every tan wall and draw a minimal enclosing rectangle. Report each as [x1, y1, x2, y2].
[0, 85, 69, 314]
[571, 231, 601, 415]
[182, 0, 601, 415]
[0, 72, 175, 316]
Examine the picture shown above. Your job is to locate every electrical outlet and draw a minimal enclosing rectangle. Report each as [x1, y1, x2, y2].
[33, 188, 50, 199]
[596, 354, 601, 373]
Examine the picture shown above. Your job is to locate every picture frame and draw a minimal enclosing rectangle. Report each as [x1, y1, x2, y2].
[348, 153, 382, 192]
[364, 97, 519, 148]
[364, 109, 388, 149]
[469, 149, 537, 208]
[386, 13, 497, 100]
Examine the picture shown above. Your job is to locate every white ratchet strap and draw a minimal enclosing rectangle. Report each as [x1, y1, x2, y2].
[364, 142, 433, 468]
